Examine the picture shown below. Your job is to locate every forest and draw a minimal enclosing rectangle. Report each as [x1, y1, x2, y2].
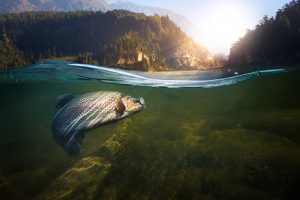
[0, 10, 219, 71]
[228, 0, 300, 67]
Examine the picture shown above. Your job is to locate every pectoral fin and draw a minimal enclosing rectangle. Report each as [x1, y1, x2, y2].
[64, 132, 85, 156]
[65, 135, 80, 156]
[115, 99, 125, 117]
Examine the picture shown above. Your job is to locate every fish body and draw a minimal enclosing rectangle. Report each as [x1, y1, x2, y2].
[52, 91, 145, 155]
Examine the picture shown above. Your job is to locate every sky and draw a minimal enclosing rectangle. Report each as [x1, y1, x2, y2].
[127, 0, 291, 55]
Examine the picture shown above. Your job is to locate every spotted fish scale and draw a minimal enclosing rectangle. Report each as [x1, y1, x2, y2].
[51, 91, 145, 156]
[53, 92, 121, 138]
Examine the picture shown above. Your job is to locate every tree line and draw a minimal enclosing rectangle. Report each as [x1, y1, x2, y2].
[0, 10, 221, 71]
[228, 0, 300, 67]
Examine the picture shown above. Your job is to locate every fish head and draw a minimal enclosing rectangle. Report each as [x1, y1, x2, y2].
[121, 95, 146, 116]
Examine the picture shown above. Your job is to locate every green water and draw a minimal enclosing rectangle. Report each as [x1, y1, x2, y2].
[0, 70, 300, 200]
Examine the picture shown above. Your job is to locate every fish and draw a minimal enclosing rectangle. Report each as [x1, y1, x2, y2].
[52, 91, 146, 156]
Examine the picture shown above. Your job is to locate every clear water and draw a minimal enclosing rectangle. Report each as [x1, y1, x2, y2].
[0, 62, 299, 199]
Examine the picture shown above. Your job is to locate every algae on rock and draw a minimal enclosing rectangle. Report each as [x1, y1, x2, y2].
[37, 127, 129, 200]
[36, 156, 110, 200]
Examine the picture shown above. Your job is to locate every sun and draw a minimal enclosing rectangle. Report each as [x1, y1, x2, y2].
[198, 5, 250, 55]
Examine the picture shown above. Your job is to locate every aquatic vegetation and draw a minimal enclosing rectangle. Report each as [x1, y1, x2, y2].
[37, 156, 111, 200]
[92, 126, 300, 200]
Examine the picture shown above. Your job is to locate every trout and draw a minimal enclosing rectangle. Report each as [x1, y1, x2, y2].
[52, 91, 145, 155]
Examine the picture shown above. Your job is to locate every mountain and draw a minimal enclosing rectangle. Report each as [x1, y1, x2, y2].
[0, 0, 203, 51]
[228, 0, 300, 67]
[0, 10, 217, 70]
[0, 0, 110, 13]
[108, 0, 203, 47]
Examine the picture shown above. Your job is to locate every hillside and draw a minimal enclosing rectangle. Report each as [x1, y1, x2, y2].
[109, 0, 202, 44]
[228, 0, 300, 67]
[0, 0, 203, 54]
[0, 10, 217, 71]
[0, 34, 29, 68]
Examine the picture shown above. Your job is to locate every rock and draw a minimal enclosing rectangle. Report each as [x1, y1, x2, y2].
[37, 120, 133, 200]
[36, 156, 110, 200]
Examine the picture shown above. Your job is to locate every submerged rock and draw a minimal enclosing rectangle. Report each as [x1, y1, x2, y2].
[37, 129, 128, 200]
[36, 156, 110, 200]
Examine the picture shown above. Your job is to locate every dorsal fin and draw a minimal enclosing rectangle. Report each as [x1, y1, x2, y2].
[115, 99, 125, 117]
[56, 94, 75, 108]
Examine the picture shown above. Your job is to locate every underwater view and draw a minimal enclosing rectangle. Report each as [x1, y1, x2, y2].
[0, 62, 300, 199]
